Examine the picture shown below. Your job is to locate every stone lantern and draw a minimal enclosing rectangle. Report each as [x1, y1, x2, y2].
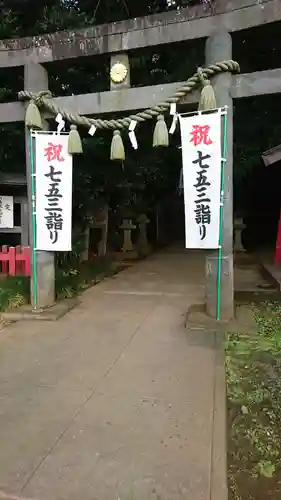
[119, 219, 136, 253]
[137, 213, 150, 256]
[234, 216, 245, 252]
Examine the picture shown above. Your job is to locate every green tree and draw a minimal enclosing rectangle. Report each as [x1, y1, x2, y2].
[0, 0, 212, 37]
[0, 0, 280, 230]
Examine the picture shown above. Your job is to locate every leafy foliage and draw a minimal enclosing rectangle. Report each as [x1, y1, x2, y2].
[0, 254, 123, 312]
[0, 276, 30, 311]
[0, 0, 213, 37]
[56, 258, 123, 300]
[0, 1, 280, 234]
[227, 302, 281, 500]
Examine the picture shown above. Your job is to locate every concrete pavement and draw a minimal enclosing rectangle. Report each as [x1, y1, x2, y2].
[0, 247, 227, 500]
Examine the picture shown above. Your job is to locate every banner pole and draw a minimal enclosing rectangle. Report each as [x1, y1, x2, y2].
[216, 108, 228, 321]
[29, 133, 38, 309]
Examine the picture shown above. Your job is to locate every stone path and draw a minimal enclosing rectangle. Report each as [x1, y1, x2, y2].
[0, 247, 227, 500]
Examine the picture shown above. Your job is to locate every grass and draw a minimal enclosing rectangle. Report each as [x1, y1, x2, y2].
[0, 258, 124, 312]
[227, 301, 281, 500]
[0, 276, 30, 312]
[55, 258, 124, 300]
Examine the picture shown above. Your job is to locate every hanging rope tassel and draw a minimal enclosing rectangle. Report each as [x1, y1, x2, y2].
[68, 124, 83, 154]
[18, 60, 239, 135]
[153, 115, 169, 148]
[25, 99, 43, 129]
[110, 130, 125, 161]
[197, 67, 217, 111]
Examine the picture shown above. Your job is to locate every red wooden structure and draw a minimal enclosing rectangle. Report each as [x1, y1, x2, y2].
[262, 145, 281, 265]
[274, 214, 281, 264]
[0, 245, 31, 276]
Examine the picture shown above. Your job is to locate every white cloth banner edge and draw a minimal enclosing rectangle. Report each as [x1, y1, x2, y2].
[35, 133, 73, 252]
[179, 110, 222, 250]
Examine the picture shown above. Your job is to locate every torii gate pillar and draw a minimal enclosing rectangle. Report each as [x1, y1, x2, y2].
[205, 32, 234, 320]
[24, 62, 55, 309]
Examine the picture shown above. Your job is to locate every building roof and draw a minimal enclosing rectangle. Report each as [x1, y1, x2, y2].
[262, 144, 281, 167]
[0, 173, 27, 186]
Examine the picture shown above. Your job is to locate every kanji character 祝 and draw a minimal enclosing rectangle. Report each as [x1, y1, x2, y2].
[190, 125, 213, 147]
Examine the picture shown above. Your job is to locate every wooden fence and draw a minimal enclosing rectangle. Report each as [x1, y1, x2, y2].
[0, 246, 31, 276]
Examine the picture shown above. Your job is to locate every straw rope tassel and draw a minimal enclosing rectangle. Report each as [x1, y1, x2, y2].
[197, 67, 217, 111]
[68, 125, 83, 154]
[111, 130, 125, 161]
[18, 61, 239, 131]
[25, 100, 43, 129]
[153, 115, 169, 148]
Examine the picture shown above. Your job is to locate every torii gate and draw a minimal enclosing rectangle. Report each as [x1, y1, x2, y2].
[0, 0, 280, 320]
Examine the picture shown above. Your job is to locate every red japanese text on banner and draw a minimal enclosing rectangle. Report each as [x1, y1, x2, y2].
[35, 133, 73, 251]
[179, 111, 222, 249]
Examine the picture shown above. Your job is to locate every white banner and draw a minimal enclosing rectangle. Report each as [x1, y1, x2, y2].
[0, 196, 13, 228]
[35, 133, 73, 251]
[179, 110, 222, 249]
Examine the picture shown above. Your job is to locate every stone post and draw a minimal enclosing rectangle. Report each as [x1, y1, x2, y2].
[20, 197, 29, 246]
[234, 217, 245, 253]
[97, 205, 109, 257]
[205, 32, 234, 320]
[120, 219, 136, 252]
[24, 62, 55, 309]
[137, 214, 150, 256]
[81, 228, 90, 262]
